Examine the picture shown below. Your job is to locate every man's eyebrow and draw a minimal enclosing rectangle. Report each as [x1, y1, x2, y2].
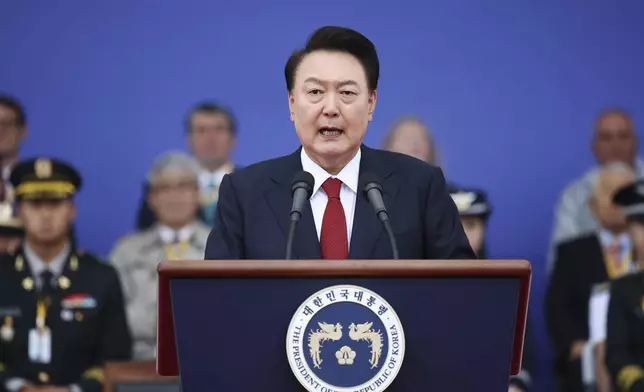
[303, 77, 359, 87]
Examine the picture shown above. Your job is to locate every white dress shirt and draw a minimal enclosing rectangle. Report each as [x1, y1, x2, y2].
[300, 148, 360, 248]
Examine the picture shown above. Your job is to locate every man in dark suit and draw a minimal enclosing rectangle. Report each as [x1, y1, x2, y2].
[546, 162, 636, 392]
[0, 158, 132, 392]
[205, 26, 475, 260]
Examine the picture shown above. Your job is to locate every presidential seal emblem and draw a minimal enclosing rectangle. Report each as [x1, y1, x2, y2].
[286, 285, 405, 392]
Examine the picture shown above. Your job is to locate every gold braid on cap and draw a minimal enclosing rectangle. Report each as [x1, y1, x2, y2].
[16, 182, 75, 196]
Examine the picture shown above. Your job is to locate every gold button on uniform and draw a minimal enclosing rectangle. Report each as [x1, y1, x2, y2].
[38, 372, 49, 383]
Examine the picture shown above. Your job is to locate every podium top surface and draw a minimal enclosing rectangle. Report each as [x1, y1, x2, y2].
[158, 259, 531, 278]
[156, 259, 531, 378]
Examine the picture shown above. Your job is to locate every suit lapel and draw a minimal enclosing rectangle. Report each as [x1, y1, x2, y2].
[349, 146, 400, 259]
[265, 148, 321, 259]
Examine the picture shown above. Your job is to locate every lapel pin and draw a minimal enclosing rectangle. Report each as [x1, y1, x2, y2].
[14, 255, 24, 272]
[22, 277, 34, 291]
[58, 276, 71, 290]
[70, 256, 78, 271]
[75, 312, 84, 322]
[0, 316, 14, 342]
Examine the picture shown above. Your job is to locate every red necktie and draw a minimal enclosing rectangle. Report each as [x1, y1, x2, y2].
[320, 178, 348, 259]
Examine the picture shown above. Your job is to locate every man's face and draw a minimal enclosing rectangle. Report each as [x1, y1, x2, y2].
[149, 175, 200, 228]
[593, 113, 636, 165]
[0, 105, 26, 158]
[188, 113, 235, 168]
[19, 200, 75, 244]
[289, 50, 376, 171]
[387, 121, 434, 163]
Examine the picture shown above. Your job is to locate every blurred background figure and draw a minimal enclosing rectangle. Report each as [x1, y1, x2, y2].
[0, 94, 28, 202]
[382, 116, 439, 165]
[136, 102, 241, 229]
[0, 157, 132, 392]
[0, 179, 23, 253]
[0, 201, 23, 254]
[548, 109, 642, 273]
[110, 151, 210, 360]
[449, 187, 491, 258]
[546, 163, 636, 392]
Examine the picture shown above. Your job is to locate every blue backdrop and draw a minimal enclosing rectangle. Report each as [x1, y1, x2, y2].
[2, 1, 643, 390]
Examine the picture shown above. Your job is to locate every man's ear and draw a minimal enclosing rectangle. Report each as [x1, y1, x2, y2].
[368, 90, 377, 122]
[288, 91, 295, 122]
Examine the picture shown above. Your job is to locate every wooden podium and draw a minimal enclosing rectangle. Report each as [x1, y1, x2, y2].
[156, 259, 531, 391]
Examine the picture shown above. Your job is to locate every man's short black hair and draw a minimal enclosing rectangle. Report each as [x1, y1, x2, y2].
[0, 93, 27, 126]
[184, 101, 238, 136]
[284, 26, 379, 92]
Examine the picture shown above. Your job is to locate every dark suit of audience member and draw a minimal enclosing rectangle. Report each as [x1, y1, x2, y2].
[546, 163, 637, 392]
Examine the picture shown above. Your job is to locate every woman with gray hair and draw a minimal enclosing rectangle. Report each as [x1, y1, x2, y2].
[108, 151, 211, 360]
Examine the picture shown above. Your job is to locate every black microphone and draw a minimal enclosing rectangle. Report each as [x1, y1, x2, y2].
[361, 172, 399, 259]
[286, 171, 315, 260]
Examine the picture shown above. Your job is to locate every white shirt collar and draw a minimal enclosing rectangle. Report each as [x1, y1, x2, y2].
[158, 224, 196, 244]
[198, 163, 234, 189]
[24, 242, 71, 277]
[300, 147, 361, 196]
[598, 229, 631, 249]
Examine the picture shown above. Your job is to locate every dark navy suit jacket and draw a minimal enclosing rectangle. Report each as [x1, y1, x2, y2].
[205, 145, 476, 260]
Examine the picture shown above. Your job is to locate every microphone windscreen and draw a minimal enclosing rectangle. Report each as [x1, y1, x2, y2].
[291, 171, 315, 194]
[360, 172, 382, 191]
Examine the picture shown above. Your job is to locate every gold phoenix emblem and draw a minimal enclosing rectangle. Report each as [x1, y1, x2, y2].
[307, 321, 384, 369]
[35, 159, 53, 179]
[308, 322, 342, 369]
[348, 322, 383, 369]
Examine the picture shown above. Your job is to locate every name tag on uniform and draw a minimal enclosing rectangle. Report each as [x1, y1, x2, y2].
[61, 294, 97, 309]
[28, 327, 51, 363]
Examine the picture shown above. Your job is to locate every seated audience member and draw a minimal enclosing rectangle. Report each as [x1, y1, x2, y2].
[0, 201, 23, 254]
[0, 157, 132, 392]
[450, 187, 534, 391]
[548, 109, 643, 273]
[546, 163, 636, 392]
[382, 116, 439, 165]
[110, 152, 210, 360]
[604, 179, 644, 392]
[0, 94, 28, 201]
[136, 101, 241, 229]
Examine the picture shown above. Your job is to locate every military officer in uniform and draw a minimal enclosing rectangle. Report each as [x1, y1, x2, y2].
[606, 179, 644, 392]
[0, 158, 132, 392]
[109, 152, 209, 360]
